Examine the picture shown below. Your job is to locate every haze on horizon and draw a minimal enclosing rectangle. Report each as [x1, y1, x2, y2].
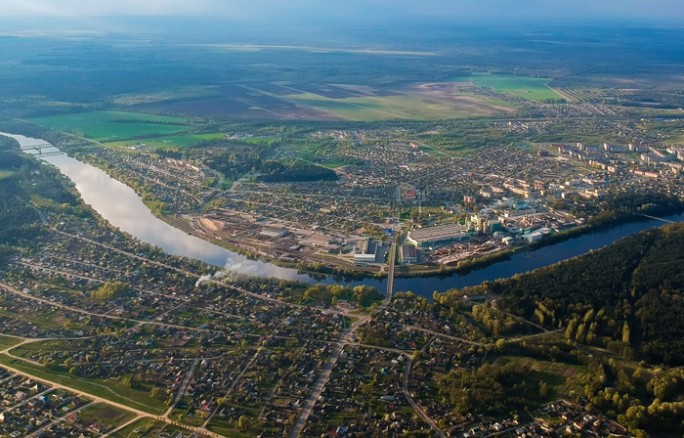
[1, 0, 683, 29]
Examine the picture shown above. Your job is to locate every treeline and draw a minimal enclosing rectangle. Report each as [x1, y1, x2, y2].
[439, 223, 684, 365]
[205, 153, 337, 184]
[231, 277, 382, 308]
[256, 159, 337, 183]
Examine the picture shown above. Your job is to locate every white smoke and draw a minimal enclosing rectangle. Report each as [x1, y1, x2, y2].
[196, 255, 304, 288]
[195, 257, 253, 288]
[195, 274, 212, 288]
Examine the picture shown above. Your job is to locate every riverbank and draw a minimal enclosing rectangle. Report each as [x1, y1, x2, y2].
[6, 132, 684, 299]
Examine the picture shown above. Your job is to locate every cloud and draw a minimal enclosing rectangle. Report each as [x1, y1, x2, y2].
[0, 0, 219, 16]
[1, 0, 683, 22]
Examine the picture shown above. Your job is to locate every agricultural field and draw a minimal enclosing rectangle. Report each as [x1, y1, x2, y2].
[129, 81, 515, 121]
[278, 81, 515, 121]
[29, 111, 192, 142]
[283, 91, 511, 121]
[460, 72, 563, 101]
[104, 132, 227, 150]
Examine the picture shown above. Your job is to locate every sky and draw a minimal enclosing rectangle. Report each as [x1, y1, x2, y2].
[1, 0, 683, 24]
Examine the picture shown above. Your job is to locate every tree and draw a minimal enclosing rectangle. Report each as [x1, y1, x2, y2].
[237, 415, 249, 432]
[539, 381, 549, 398]
[622, 321, 631, 344]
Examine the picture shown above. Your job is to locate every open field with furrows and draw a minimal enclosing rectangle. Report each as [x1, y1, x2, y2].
[130, 81, 516, 121]
[456, 72, 563, 101]
[134, 83, 337, 121]
[29, 111, 192, 142]
[281, 83, 516, 121]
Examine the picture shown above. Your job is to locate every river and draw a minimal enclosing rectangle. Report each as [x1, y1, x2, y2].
[4, 133, 682, 298]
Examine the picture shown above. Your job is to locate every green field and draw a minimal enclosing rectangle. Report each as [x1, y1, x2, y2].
[105, 132, 226, 150]
[463, 73, 563, 101]
[494, 356, 588, 396]
[30, 111, 191, 142]
[319, 160, 347, 169]
[284, 92, 513, 121]
[77, 403, 136, 429]
[0, 335, 21, 350]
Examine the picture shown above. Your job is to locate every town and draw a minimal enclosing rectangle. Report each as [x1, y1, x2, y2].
[0, 168, 649, 436]
[59, 116, 684, 280]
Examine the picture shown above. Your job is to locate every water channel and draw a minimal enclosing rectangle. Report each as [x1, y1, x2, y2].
[4, 133, 683, 299]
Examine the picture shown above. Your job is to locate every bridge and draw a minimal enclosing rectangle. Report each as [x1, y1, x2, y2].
[20, 142, 53, 151]
[386, 235, 397, 302]
[19, 143, 63, 157]
[636, 213, 676, 224]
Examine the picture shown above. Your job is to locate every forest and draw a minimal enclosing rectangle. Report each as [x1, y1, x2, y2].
[485, 224, 684, 365]
[430, 225, 684, 436]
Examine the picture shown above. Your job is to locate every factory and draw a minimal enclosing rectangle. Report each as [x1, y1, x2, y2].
[407, 223, 470, 247]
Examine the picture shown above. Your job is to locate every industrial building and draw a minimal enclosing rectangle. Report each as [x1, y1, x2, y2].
[353, 240, 384, 265]
[523, 227, 552, 243]
[407, 223, 469, 247]
[260, 226, 289, 238]
[399, 244, 418, 264]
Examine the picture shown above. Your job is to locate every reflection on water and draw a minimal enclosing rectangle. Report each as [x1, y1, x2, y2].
[1, 133, 305, 281]
[3, 133, 682, 298]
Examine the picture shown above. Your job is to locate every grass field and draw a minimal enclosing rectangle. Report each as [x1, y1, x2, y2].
[0, 353, 166, 414]
[105, 133, 283, 151]
[77, 403, 136, 429]
[105, 132, 225, 149]
[494, 356, 588, 397]
[0, 335, 21, 350]
[284, 92, 512, 121]
[30, 111, 191, 142]
[462, 73, 563, 101]
[319, 160, 347, 169]
[663, 134, 684, 145]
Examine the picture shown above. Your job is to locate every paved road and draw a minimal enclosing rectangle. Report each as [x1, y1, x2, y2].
[385, 236, 397, 303]
[165, 359, 200, 417]
[402, 356, 446, 438]
[288, 314, 370, 438]
[289, 232, 404, 437]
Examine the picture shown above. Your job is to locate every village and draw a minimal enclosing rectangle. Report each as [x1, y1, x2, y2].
[0, 202, 634, 437]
